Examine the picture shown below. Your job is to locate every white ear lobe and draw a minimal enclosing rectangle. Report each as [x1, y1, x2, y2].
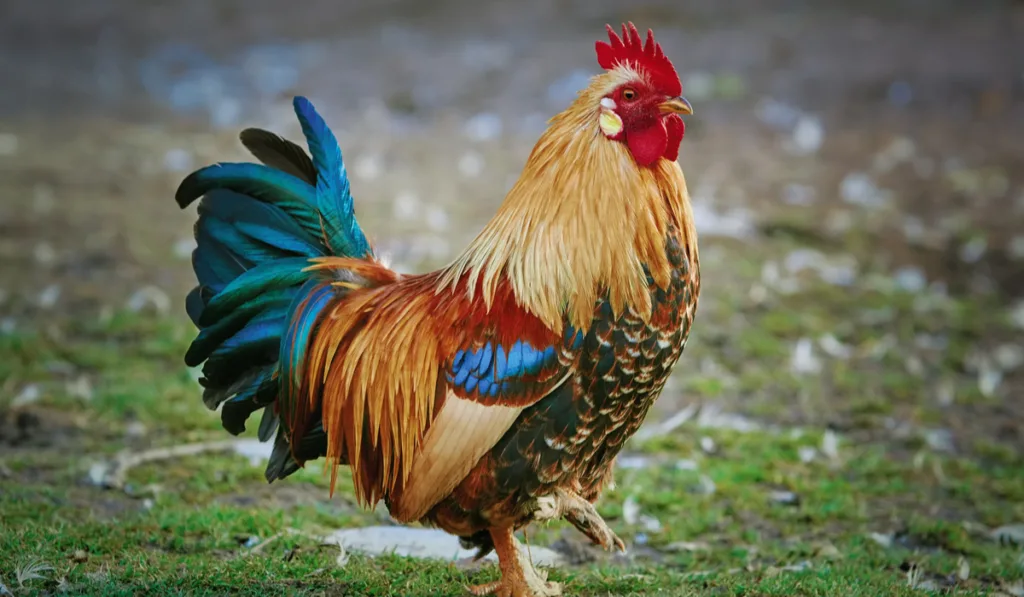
[599, 110, 623, 137]
[600, 97, 617, 110]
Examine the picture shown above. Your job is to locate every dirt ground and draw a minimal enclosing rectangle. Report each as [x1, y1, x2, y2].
[1, 0, 1024, 594]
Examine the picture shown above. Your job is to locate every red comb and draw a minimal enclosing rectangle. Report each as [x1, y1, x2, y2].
[595, 22, 681, 97]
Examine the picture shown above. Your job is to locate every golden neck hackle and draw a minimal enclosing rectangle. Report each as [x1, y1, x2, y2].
[439, 69, 698, 333]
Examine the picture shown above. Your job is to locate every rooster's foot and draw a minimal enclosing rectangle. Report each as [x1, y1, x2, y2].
[466, 527, 562, 597]
[534, 488, 626, 553]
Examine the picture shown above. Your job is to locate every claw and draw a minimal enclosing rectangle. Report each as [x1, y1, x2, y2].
[466, 580, 501, 596]
[533, 488, 627, 554]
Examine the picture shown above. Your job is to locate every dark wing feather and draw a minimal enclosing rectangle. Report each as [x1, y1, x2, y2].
[239, 128, 317, 184]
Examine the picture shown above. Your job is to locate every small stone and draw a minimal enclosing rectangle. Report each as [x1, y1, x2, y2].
[923, 428, 954, 453]
[126, 286, 171, 315]
[821, 429, 840, 460]
[640, 515, 662, 533]
[840, 172, 890, 209]
[163, 148, 193, 172]
[458, 152, 484, 178]
[814, 542, 842, 559]
[125, 421, 147, 438]
[324, 526, 562, 566]
[33, 243, 57, 265]
[790, 338, 822, 375]
[12, 384, 41, 407]
[893, 267, 927, 292]
[173, 237, 197, 259]
[354, 154, 382, 180]
[957, 556, 970, 581]
[66, 376, 94, 401]
[991, 524, 1024, 546]
[87, 462, 109, 487]
[622, 495, 640, 525]
[664, 540, 710, 552]
[959, 237, 987, 264]
[979, 360, 1003, 397]
[392, 191, 420, 221]
[867, 532, 894, 548]
[72, 550, 88, 563]
[782, 183, 815, 205]
[699, 436, 716, 454]
[873, 136, 916, 172]
[463, 113, 503, 142]
[616, 455, 651, 469]
[38, 284, 61, 309]
[995, 344, 1024, 371]
[425, 206, 449, 232]
[231, 439, 273, 466]
[798, 446, 817, 463]
[789, 116, 824, 155]
[769, 490, 800, 506]
[819, 334, 853, 359]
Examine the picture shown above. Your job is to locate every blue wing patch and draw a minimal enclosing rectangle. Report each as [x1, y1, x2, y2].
[445, 326, 585, 403]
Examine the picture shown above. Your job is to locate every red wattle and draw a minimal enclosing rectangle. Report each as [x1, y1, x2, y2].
[663, 114, 684, 162]
[626, 121, 668, 167]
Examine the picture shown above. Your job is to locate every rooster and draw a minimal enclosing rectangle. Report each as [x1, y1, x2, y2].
[175, 23, 699, 597]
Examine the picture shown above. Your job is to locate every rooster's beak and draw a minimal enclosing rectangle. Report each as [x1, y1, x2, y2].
[659, 96, 694, 115]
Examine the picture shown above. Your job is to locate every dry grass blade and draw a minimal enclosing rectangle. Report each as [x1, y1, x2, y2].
[101, 441, 244, 489]
[15, 559, 52, 586]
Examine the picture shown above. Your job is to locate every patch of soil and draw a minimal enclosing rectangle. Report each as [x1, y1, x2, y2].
[216, 481, 359, 515]
[0, 406, 84, 449]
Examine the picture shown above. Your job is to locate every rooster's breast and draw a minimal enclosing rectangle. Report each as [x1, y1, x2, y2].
[430, 228, 698, 535]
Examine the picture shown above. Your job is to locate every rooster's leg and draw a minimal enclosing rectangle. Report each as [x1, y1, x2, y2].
[466, 527, 562, 597]
[535, 488, 626, 552]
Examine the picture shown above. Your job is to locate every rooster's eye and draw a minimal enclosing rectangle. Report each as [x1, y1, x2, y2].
[621, 88, 637, 101]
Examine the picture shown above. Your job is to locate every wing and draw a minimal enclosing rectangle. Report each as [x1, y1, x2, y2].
[391, 322, 585, 522]
[288, 272, 584, 522]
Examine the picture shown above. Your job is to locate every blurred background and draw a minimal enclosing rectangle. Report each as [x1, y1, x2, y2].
[1, 0, 1023, 593]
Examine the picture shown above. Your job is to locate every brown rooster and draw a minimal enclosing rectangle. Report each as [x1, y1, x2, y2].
[175, 22, 699, 597]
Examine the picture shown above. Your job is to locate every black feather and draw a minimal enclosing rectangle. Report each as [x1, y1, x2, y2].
[240, 128, 317, 185]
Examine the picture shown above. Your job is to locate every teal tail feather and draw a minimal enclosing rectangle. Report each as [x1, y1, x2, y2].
[176, 96, 368, 481]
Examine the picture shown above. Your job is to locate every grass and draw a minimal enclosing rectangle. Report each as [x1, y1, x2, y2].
[2, 294, 1023, 596]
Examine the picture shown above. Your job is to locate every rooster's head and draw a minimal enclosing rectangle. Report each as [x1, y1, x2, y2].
[593, 23, 691, 167]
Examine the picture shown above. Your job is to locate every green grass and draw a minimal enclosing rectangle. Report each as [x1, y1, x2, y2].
[2, 272, 1023, 595]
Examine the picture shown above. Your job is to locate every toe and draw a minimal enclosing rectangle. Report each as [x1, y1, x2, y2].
[466, 580, 501, 596]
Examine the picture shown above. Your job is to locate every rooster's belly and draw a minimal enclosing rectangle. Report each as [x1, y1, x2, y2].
[427, 231, 698, 540]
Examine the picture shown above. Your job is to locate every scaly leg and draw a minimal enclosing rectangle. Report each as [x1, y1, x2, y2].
[534, 488, 626, 552]
[466, 527, 562, 597]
